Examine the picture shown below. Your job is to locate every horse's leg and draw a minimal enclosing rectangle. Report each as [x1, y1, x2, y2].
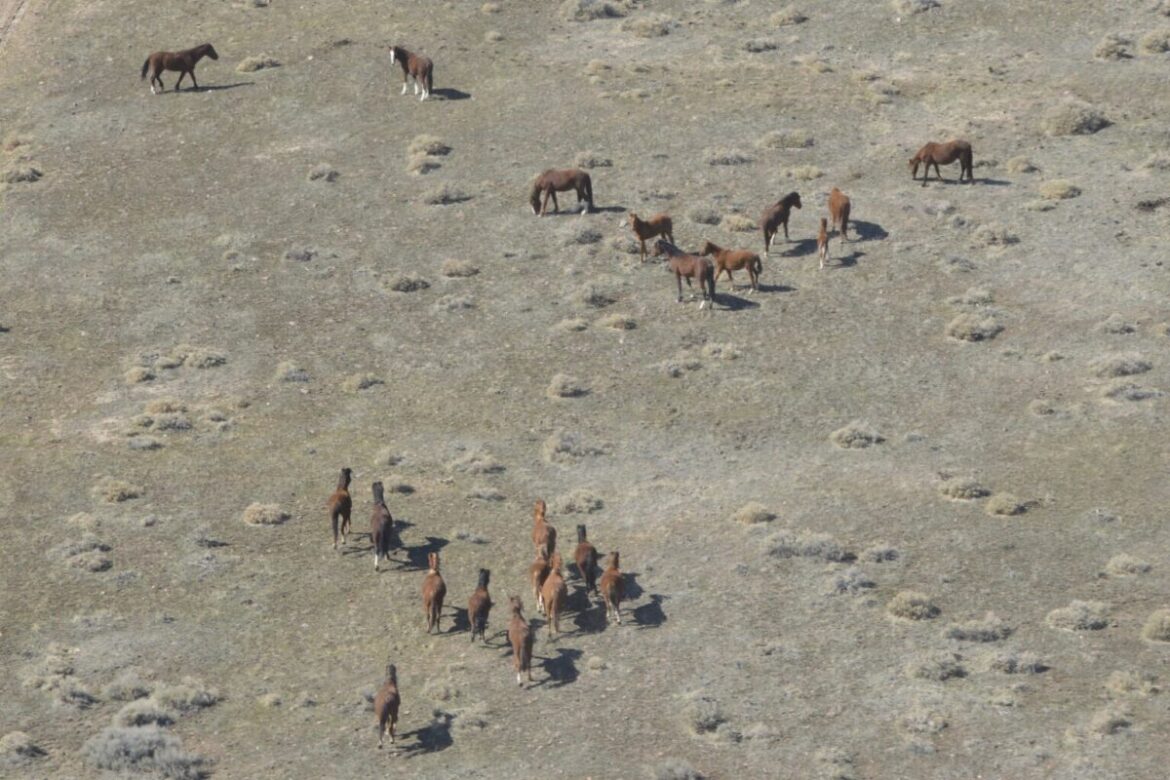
[639, 239, 646, 263]
[189, 69, 199, 90]
[550, 190, 559, 214]
[783, 219, 790, 241]
[174, 69, 185, 91]
[676, 272, 684, 303]
[401, 73, 409, 95]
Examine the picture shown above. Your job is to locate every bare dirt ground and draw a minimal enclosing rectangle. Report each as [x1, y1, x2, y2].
[2, 1, 1170, 778]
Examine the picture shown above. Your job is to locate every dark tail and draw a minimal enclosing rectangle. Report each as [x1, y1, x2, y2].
[477, 568, 490, 590]
[372, 481, 385, 505]
[425, 67, 433, 95]
[141, 57, 151, 80]
[584, 173, 593, 211]
[705, 265, 717, 305]
[577, 524, 587, 544]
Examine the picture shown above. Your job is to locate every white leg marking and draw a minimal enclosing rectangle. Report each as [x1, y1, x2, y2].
[401, 83, 408, 95]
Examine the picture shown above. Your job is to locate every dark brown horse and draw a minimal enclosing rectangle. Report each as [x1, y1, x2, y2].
[700, 240, 762, 293]
[141, 43, 219, 94]
[370, 481, 395, 572]
[654, 239, 716, 309]
[374, 663, 400, 748]
[573, 524, 599, 596]
[910, 140, 973, 186]
[422, 552, 447, 634]
[506, 596, 535, 686]
[628, 212, 674, 262]
[328, 467, 353, 551]
[467, 568, 492, 643]
[529, 169, 593, 216]
[761, 192, 802, 256]
[389, 45, 433, 101]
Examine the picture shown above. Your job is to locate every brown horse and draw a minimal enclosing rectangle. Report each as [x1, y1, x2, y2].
[370, 481, 394, 572]
[531, 499, 556, 559]
[529, 550, 551, 615]
[529, 169, 593, 216]
[541, 552, 568, 639]
[654, 239, 716, 309]
[506, 596, 535, 686]
[328, 467, 353, 550]
[573, 524, 599, 596]
[599, 551, 626, 626]
[828, 187, 851, 240]
[422, 552, 447, 634]
[467, 568, 492, 643]
[628, 212, 674, 262]
[910, 140, 973, 186]
[817, 217, 830, 270]
[374, 663, 400, 748]
[389, 45, 433, 101]
[761, 192, 802, 256]
[700, 240, 762, 293]
[140, 43, 219, 94]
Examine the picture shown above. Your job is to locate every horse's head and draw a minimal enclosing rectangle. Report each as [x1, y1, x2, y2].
[609, 550, 620, 569]
[428, 551, 440, 572]
[385, 664, 397, 684]
[577, 524, 588, 543]
[789, 192, 802, 209]
[533, 499, 546, 521]
[653, 238, 670, 256]
[699, 240, 716, 256]
[528, 183, 543, 215]
[477, 568, 490, 589]
[204, 44, 219, 60]
[627, 212, 638, 227]
[340, 466, 353, 484]
[909, 157, 920, 177]
[510, 595, 524, 614]
[372, 480, 385, 503]
[389, 46, 399, 64]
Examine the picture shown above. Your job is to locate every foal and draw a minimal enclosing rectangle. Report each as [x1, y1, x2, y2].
[328, 467, 353, 550]
[761, 192, 802, 256]
[529, 550, 551, 615]
[541, 552, 568, 639]
[506, 596, 535, 686]
[701, 240, 762, 293]
[374, 663, 400, 748]
[817, 217, 830, 270]
[370, 481, 394, 572]
[828, 187, 851, 240]
[529, 169, 593, 216]
[422, 552, 447, 634]
[628, 213, 674, 263]
[531, 499, 556, 559]
[654, 239, 717, 309]
[467, 568, 493, 643]
[389, 45, 433, 101]
[599, 551, 626, 625]
[910, 140, 974, 186]
[573, 524, 600, 596]
[141, 43, 219, 94]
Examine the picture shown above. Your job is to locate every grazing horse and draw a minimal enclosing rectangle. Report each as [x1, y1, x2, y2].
[529, 550, 551, 615]
[422, 552, 447, 634]
[541, 552, 568, 639]
[700, 240, 762, 293]
[573, 524, 599, 596]
[653, 239, 717, 309]
[374, 663, 400, 748]
[529, 169, 593, 216]
[599, 551, 626, 625]
[506, 596, 535, 686]
[817, 217, 830, 270]
[141, 43, 219, 94]
[761, 192, 802, 256]
[828, 187, 851, 240]
[628, 212, 674, 263]
[389, 45, 433, 101]
[910, 140, 973, 186]
[531, 499, 556, 559]
[328, 467, 353, 550]
[370, 481, 394, 571]
[467, 568, 493, 643]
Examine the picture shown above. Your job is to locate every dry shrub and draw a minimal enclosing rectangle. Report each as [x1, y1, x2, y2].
[406, 154, 441, 175]
[542, 430, 603, 463]
[408, 135, 451, 157]
[1039, 179, 1082, 200]
[0, 731, 45, 766]
[946, 287, 993, 306]
[275, 361, 309, 383]
[862, 544, 900, 562]
[104, 671, 153, 702]
[887, 591, 939, 621]
[687, 208, 721, 225]
[572, 284, 617, 308]
[720, 214, 757, 232]
[1006, 156, 1038, 173]
[701, 343, 740, 360]
[826, 566, 875, 596]
[732, 502, 775, 525]
[705, 149, 753, 166]
[972, 222, 1019, 246]
[22, 643, 75, 690]
[386, 273, 430, 292]
[771, 6, 807, 25]
[94, 478, 143, 503]
[1091, 352, 1151, 378]
[767, 529, 847, 561]
[1041, 101, 1111, 136]
[283, 247, 316, 263]
[434, 294, 474, 311]
[440, 258, 479, 277]
[70, 551, 113, 572]
[1106, 670, 1159, 697]
[1141, 608, 1170, 642]
[125, 366, 155, 384]
[114, 700, 176, 728]
[756, 129, 814, 149]
[794, 54, 831, 73]
[484, 30, 503, 42]
[1139, 28, 1170, 53]
[237, 54, 280, 72]
[900, 705, 947, 735]
[1105, 553, 1151, 576]
[552, 489, 604, 514]
[1097, 313, 1137, 334]
[654, 759, 706, 780]
[830, 421, 883, 449]
[743, 39, 778, 53]
[560, 0, 627, 21]
[892, 0, 939, 14]
[1024, 199, 1056, 212]
[184, 346, 226, 368]
[2, 164, 42, 183]
[1046, 600, 1110, 631]
[1088, 705, 1132, 736]
[422, 184, 471, 205]
[988, 651, 1047, 674]
[946, 313, 1003, 342]
[242, 503, 290, 526]
[1094, 34, 1133, 60]
[81, 726, 208, 779]
[481, 1, 500, 12]
[906, 653, 966, 681]
[555, 317, 589, 332]
[152, 679, 218, 713]
[448, 449, 505, 474]
[307, 164, 338, 183]
[341, 373, 384, 392]
[938, 476, 989, 500]
[575, 152, 612, 169]
[1101, 381, 1163, 401]
[622, 13, 675, 37]
[145, 399, 187, 414]
[547, 373, 589, 399]
[152, 413, 192, 432]
[985, 493, 1026, 516]
[563, 225, 603, 245]
[944, 612, 1012, 642]
[466, 486, 505, 502]
[785, 165, 824, 180]
[597, 313, 636, 330]
[1142, 151, 1170, 170]
[682, 692, 725, 734]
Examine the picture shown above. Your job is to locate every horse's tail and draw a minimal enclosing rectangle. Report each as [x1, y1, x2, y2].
[583, 173, 593, 210]
[425, 64, 433, 95]
[705, 263, 717, 305]
[751, 255, 762, 276]
[964, 147, 974, 180]
[141, 57, 151, 80]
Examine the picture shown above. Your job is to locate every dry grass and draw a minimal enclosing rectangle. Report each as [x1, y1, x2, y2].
[767, 528, 847, 561]
[1105, 670, 1159, 698]
[481, 2, 500, 12]
[448, 449, 505, 475]
[862, 543, 900, 562]
[1041, 101, 1111, 136]
[785, 164, 824, 180]
[826, 566, 875, 596]
[1105, 553, 1151, 576]
[830, 421, 884, 449]
[687, 207, 721, 225]
[69, 551, 113, 572]
[307, 164, 338, 183]
[0, 731, 45, 767]
[597, 313, 636, 330]
[654, 758, 706, 780]
[574, 152, 612, 169]
[81, 726, 208, 779]
[386, 273, 431, 293]
[682, 692, 726, 734]
[972, 222, 1019, 246]
[704, 149, 753, 166]
[93, 478, 143, 503]
[2, 164, 42, 183]
[891, 0, 939, 14]
[145, 399, 187, 414]
[1006, 156, 1038, 173]
[1087, 705, 1133, 736]
[987, 651, 1047, 674]
[1139, 28, 1170, 53]
[1094, 33, 1133, 60]
[440, 258, 479, 277]
[1090, 352, 1151, 378]
[152, 679, 218, 713]
[114, 700, 176, 728]
[341, 372, 385, 392]
[547, 373, 589, 399]
[551, 489, 604, 514]
[720, 214, 757, 232]
[1097, 313, 1137, 334]
[771, 6, 808, 26]
[743, 39, 779, 53]
[237, 54, 281, 72]
[1046, 600, 1110, 631]
[985, 493, 1026, 516]
[1038, 179, 1082, 200]
[422, 184, 471, 205]
[732, 502, 775, 525]
[571, 284, 617, 308]
[554, 317, 589, 332]
[408, 135, 451, 157]
[946, 287, 993, 307]
[563, 225, 603, 245]
[756, 129, 814, 149]
[542, 430, 603, 463]
[465, 485, 505, 502]
[484, 30, 503, 43]
[622, 13, 675, 38]
[124, 366, 155, 384]
[275, 361, 309, 383]
[241, 503, 290, 526]
[887, 591, 940, 621]
[406, 154, 441, 175]
[943, 612, 1012, 642]
[103, 671, 153, 702]
[938, 476, 990, 500]
[1101, 380, 1163, 402]
[1141, 609, 1170, 642]
[560, 0, 628, 22]
[906, 653, 966, 681]
[946, 313, 1003, 342]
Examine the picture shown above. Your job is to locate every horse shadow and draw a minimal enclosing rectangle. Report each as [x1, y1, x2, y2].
[851, 221, 889, 241]
[756, 283, 795, 294]
[716, 294, 761, 312]
[591, 205, 627, 215]
[977, 178, 1011, 186]
[180, 82, 255, 93]
[0, 324, 9, 333]
[632, 594, 667, 629]
[572, 599, 607, 634]
[432, 87, 471, 101]
[624, 573, 645, 601]
[449, 607, 471, 635]
[397, 713, 453, 757]
[779, 238, 818, 257]
[832, 250, 865, 268]
[403, 536, 449, 571]
[534, 647, 583, 688]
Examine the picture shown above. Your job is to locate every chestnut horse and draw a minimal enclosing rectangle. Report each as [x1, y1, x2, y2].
[541, 552, 568, 639]
[422, 552, 447, 634]
[389, 45, 433, 101]
[328, 467, 353, 550]
[628, 213, 674, 263]
[653, 239, 716, 309]
[531, 499, 556, 559]
[529, 550, 551, 615]
[370, 481, 395, 571]
[374, 663, 400, 748]
[141, 43, 219, 94]
[506, 596, 535, 686]
[573, 524, 599, 596]
[910, 140, 973, 186]
[761, 192, 803, 256]
[529, 169, 593, 216]
[700, 240, 762, 293]
[828, 187, 851, 240]
[467, 569, 492, 643]
[599, 551, 626, 625]
[817, 217, 830, 270]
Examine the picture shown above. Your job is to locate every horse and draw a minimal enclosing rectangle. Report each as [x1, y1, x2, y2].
[422, 552, 447, 634]
[653, 240, 716, 309]
[700, 240, 762, 293]
[529, 169, 593, 216]
[389, 45, 433, 101]
[761, 192, 802, 256]
[573, 524, 599, 596]
[628, 212, 674, 263]
[140, 43, 219, 95]
[370, 481, 394, 571]
[374, 663, 400, 748]
[910, 140, 973, 186]
[506, 596, 535, 686]
[599, 551, 626, 625]
[531, 499, 556, 559]
[467, 569, 493, 643]
[817, 217, 830, 270]
[327, 467, 353, 550]
[529, 550, 551, 615]
[540, 552, 568, 639]
[828, 187, 851, 240]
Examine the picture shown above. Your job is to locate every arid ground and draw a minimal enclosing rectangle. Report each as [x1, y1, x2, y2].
[2, 1, 1170, 778]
